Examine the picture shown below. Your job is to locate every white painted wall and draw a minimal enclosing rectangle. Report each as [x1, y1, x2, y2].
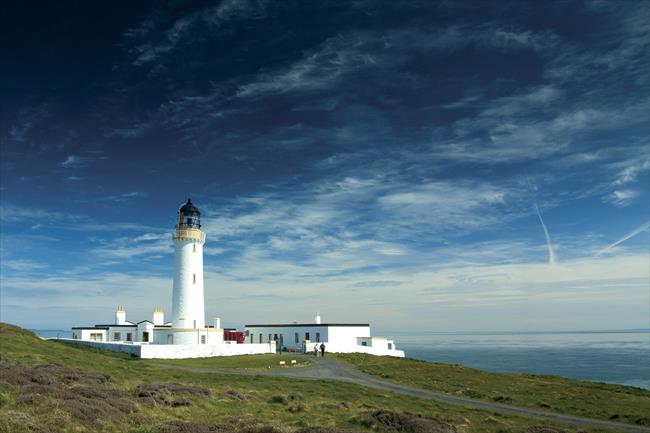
[106, 326, 137, 342]
[57, 339, 274, 359]
[171, 235, 205, 329]
[327, 326, 371, 351]
[73, 328, 107, 341]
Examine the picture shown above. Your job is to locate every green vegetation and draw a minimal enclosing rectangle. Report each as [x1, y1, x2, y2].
[333, 353, 650, 427]
[145, 353, 311, 370]
[0, 323, 638, 433]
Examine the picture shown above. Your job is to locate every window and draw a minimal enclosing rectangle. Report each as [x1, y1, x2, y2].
[142, 331, 149, 342]
[268, 333, 272, 342]
[361, 341, 367, 346]
[259, 334, 262, 344]
[295, 332, 299, 344]
[388, 343, 392, 350]
[250, 333, 254, 344]
[167, 335, 173, 344]
[113, 332, 121, 341]
[316, 332, 321, 342]
[193, 274, 196, 284]
[305, 332, 310, 341]
[126, 333, 132, 342]
[90, 333, 103, 342]
[201, 335, 206, 344]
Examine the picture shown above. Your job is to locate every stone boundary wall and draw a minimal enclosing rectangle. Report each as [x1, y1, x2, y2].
[55, 338, 274, 359]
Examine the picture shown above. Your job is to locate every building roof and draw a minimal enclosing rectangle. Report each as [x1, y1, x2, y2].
[71, 326, 109, 330]
[245, 323, 369, 328]
[137, 320, 153, 324]
[93, 324, 137, 328]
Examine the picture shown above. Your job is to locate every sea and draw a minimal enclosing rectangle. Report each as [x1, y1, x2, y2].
[33, 329, 650, 390]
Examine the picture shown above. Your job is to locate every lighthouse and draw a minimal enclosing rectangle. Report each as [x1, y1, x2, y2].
[69, 198, 402, 357]
[171, 199, 206, 329]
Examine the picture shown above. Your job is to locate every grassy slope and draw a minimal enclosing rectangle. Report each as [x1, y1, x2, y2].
[334, 353, 650, 427]
[0, 323, 629, 433]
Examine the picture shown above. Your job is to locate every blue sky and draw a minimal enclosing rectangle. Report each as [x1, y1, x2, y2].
[1, 0, 648, 332]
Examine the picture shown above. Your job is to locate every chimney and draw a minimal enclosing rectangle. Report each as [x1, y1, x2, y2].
[213, 317, 221, 329]
[153, 307, 164, 326]
[315, 312, 321, 324]
[115, 306, 126, 325]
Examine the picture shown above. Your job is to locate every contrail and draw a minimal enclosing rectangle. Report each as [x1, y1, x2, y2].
[534, 202, 556, 265]
[596, 221, 650, 256]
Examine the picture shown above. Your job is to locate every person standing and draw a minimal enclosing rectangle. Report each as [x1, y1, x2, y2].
[314, 345, 318, 357]
[320, 343, 326, 357]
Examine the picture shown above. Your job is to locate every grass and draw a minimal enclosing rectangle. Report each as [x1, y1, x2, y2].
[0, 323, 637, 433]
[333, 353, 650, 427]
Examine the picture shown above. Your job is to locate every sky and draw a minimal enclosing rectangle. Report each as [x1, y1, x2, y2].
[1, 0, 649, 333]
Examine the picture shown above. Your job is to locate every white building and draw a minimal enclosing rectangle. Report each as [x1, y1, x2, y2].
[245, 313, 404, 357]
[68, 200, 405, 359]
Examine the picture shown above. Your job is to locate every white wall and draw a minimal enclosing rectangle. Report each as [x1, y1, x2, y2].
[139, 342, 272, 359]
[57, 339, 274, 359]
[326, 326, 370, 351]
[74, 329, 107, 341]
[106, 326, 137, 342]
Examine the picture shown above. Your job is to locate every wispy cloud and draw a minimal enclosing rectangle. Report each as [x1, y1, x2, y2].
[608, 189, 639, 207]
[59, 152, 106, 169]
[236, 34, 379, 98]
[597, 221, 650, 256]
[534, 202, 557, 265]
[1, 260, 49, 272]
[97, 191, 148, 202]
[127, 0, 270, 67]
[91, 232, 171, 259]
[60, 155, 91, 168]
[0, 204, 66, 223]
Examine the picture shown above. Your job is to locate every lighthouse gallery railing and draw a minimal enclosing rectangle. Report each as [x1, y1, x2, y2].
[172, 229, 205, 242]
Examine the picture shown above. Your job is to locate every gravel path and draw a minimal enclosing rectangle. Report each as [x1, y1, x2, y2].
[149, 355, 650, 433]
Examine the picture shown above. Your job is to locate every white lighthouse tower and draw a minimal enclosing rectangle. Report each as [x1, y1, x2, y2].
[171, 199, 206, 329]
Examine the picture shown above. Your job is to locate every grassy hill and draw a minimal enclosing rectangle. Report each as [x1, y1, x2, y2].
[0, 323, 646, 433]
[334, 353, 650, 427]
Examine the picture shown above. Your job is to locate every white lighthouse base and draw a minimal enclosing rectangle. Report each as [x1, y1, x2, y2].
[55, 338, 275, 359]
[153, 328, 224, 345]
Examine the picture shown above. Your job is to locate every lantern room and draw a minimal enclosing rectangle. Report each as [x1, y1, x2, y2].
[177, 198, 201, 229]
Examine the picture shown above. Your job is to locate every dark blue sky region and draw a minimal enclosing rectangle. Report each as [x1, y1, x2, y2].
[1, 1, 648, 331]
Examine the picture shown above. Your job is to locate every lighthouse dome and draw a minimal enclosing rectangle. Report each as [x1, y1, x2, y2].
[177, 198, 201, 229]
[179, 198, 200, 215]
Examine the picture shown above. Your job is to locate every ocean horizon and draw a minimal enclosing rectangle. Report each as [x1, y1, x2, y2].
[32, 328, 650, 390]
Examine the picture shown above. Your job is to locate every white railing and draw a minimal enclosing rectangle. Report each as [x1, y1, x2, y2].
[172, 229, 205, 242]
